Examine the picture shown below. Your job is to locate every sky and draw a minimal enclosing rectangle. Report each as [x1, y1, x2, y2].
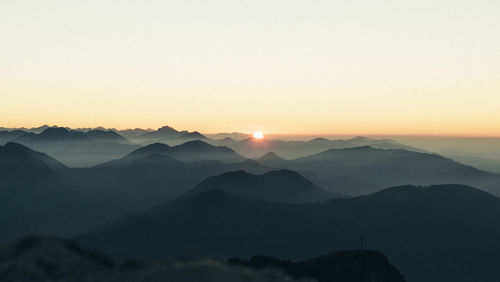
[1, 0, 499, 135]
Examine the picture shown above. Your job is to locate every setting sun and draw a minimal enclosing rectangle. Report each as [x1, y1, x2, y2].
[253, 131, 264, 139]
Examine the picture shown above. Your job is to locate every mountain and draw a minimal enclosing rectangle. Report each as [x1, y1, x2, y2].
[171, 140, 244, 162]
[124, 142, 173, 158]
[80, 184, 500, 282]
[0, 236, 402, 282]
[0, 142, 67, 172]
[0, 141, 268, 241]
[136, 125, 180, 139]
[257, 146, 500, 196]
[182, 170, 338, 203]
[447, 154, 500, 174]
[63, 148, 270, 221]
[16, 127, 127, 143]
[3, 127, 140, 167]
[123, 140, 245, 163]
[0, 143, 95, 240]
[81, 129, 126, 142]
[229, 250, 405, 282]
[131, 125, 207, 144]
[0, 130, 29, 144]
[208, 136, 425, 159]
[0, 125, 53, 134]
[257, 152, 288, 167]
[116, 128, 154, 139]
[16, 127, 87, 142]
[205, 132, 251, 141]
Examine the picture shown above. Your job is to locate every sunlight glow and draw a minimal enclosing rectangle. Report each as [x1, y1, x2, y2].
[253, 131, 264, 139]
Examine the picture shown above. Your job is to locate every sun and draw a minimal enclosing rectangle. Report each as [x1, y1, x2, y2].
[253, 131, 264, 139]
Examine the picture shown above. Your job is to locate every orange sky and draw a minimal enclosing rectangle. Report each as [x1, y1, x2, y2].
[1, 0, 499, 136]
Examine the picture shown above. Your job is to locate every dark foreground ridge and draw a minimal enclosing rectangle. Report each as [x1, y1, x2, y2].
[0, 235, 403, 282]
[230, 249, 405, 282]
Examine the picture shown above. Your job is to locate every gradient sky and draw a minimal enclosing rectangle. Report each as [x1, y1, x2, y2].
[1, 0, 499, 135]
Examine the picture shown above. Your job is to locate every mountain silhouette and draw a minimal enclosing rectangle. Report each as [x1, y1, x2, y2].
[0, 130, 29, 144]
[257, 146, 500, 196]
[206, 132, 251, 140]
[181, 170, 338, 203]
[0, 142, 67, 172]
[17, 127, 127, 143]
[0, 143, 97, 241]
[1, 127, 139, 167]
[116, 128, 153, 139]
[60, 146, 271, 225]
[230, 249, 405, 282]
[0, 235, 402, 282]
[17, 127, 87, 142]
[209, 136, 425, 159]
[82, 129, 126, 142]
[257, 152, 288, 167]
[123, 140, 245, 163]
[80, 184, 500, 282]
[132, 125, 207, 143]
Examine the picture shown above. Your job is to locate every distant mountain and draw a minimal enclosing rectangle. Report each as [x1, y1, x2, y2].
[80, 184, 500, 282]
[230, 249, 405, 282]
[257, 146, 500, 196]
[0, 130, 30, 144]
[181, 170, 338, 203]
[206, 132, 251, 141]
[116, 128, 154, 139]
[257, 152, 288, 167]
[0, 125, 54, 134]
[62, 147, 270, 222]
[131, 125, 207, 144]
[0, 236, 401, 282]
[0, 141, 269, 241]
[137, 125, 179, 139]
[208, 136, 425, 159]
[123, 140, 245, 163]
[1, 127, 139, 167]
[16, 127, 127, 143]
[446, 154, 500, 174]
[80, 129, 126, 142]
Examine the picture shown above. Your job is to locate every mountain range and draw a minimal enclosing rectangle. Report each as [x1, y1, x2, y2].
[180, 170, 339, 203]
[2, 127, 500, 282]
[209, 136, 426, 159]
[80, 184, 500, 282]
[257, 146, 500, 196]
[0, 235, 403, 282]
[0, 127, 139, 167]
[127, 125, 207, 145]
[0, 141, 271, 240]
[118, 140, 246, 163]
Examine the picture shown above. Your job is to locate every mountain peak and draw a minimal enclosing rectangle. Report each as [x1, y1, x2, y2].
[124, 141, 244, 163]
[259, 152, 285, 161]
[351, 136, 372, 141]
[158, 125, 178, 132]
[177, 139, 210, 147]
[4, 141, 32, 151]
[0, 142, 67, 170]
[85, 129, 126, 141]
[183, 169, 334, 203]
[40, 127, 71, 136]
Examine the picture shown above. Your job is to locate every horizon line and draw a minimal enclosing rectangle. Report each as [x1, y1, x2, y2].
[2, 124, 500, 138]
